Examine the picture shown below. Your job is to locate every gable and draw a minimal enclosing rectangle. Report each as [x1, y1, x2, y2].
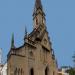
[41, 32, 51, 51]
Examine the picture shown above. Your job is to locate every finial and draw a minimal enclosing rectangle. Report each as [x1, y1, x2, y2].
[52, 49, 55, 59]
[24, 26, 28, 43]
[25, 26, 27, 38]
[11, 33, 15, 48]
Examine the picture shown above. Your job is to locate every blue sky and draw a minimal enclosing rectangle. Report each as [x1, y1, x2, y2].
[0, 0, 75, 67]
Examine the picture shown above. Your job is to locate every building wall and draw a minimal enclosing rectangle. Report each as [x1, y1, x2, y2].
[7, 36, 58, 75]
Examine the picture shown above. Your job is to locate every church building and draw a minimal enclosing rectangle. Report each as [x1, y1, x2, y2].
[7, 0, 58, 75]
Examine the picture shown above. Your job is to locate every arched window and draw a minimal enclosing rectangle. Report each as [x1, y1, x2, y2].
[45, 67, 49, 75]
[21, 69, 22, 75]
[36, 17, 38, 25]
[18, 68, 20, 75]
[30, 68, 34, 75]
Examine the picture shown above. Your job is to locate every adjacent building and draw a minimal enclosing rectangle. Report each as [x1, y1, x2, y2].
[0, 48, 7, 75]
[0, 63, 7, 75]
[58, 66, 69, 75]
[0, 64, 3, 75]
[7, 0, 58, 75]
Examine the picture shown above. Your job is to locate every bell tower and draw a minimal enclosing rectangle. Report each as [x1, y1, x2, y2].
[33, 0, 46, 29]
[7, 0, 58, 75]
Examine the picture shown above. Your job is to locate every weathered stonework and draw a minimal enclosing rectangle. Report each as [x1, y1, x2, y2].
[7, 0, 58, 75]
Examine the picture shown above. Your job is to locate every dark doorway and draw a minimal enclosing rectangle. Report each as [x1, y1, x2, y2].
[30, 68, 34, 75]
[45, 67, 48, 75]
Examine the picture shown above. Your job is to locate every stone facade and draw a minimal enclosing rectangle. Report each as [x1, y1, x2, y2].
[7, 0, 58, 75]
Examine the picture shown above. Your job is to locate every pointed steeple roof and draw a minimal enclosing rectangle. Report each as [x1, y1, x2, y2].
[33, 0, 45, 16]
[24, 26, 28, 43]
[35, 0, 42, 10]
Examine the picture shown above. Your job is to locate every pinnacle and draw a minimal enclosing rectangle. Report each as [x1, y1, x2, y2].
[11, 33, 15, 49]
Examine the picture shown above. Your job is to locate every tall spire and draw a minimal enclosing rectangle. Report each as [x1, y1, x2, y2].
[33, 0, 45, 29]
[11, 33, 15, 49]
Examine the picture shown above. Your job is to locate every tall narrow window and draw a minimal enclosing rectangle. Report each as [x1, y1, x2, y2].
[21, 69, 22, 75]
[36, 17, 38, 25]
[14, 68, 17, 75]
[30, 68, 34, 75]
[18, 68, 20, 75]
[53, 71, 55, 75]
[45, 67, 48, 75]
